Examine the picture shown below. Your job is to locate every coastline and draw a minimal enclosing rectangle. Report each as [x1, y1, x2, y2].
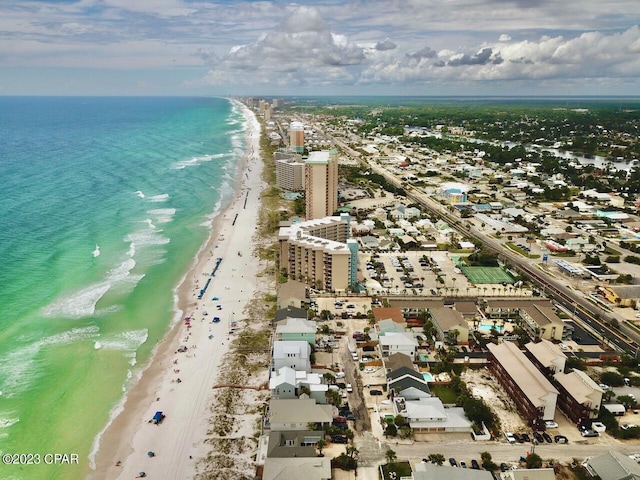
[90, 100, 265, 480]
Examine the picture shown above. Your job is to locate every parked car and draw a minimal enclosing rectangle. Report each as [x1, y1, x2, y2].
[513, 433, 523, 443]
[500, 463, 509, 472]
[449, 458, 458, 467]
[554, 435, 568, 444]
[580, 429, 599, 437]
[542, 432, 553, 443]
[504, 432, 516, 444]
[459, 461, 467, 468]
[346, 383, 353, 393]
[331, 435, 348, 444]
[471, 459, 480, 469]
[544, 420, 558, 429]
[370, 389, 383, 396]
[520, 433, 530, 443]
[533, 431, 544, 443]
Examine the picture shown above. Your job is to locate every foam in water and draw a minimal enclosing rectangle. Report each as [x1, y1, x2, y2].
[42, 282, 112, 319]
[93, 244, 101, 257]
[147, 208, 176, 225]
[149, 193, 169, 202]
[0, 414, 19, 429]
[94, 329, 148, 352]
[135, 190, 145, 198]
[172, 152, 227, 170]
[0, 326, 101, 397]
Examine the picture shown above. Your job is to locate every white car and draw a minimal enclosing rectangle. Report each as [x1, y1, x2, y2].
[545, 420, 559, 429]
[335, 371, 345, 379]
[346, 383, 353, 393]
[504, 432, 516, 444]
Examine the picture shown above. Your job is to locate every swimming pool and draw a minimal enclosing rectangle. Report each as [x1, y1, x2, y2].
[478, 322, 505, 333]
[422, 372, 434, 382]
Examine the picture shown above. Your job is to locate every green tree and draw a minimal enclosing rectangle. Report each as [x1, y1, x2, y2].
[385, 423, 398, 437]
[525, 453, 543, 469]
[316, 438, 327, 457]
[601, 371, 625, 387]
[618, 394, 636, 410]
[481, 451, 498, 471]
[385, 449, 397, 464]
[428, 453, 446, 465]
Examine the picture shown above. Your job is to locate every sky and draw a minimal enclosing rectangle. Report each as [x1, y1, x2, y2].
[1, 0, 639, 96]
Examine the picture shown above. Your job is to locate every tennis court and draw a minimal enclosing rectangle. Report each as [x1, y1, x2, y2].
[460, 265, 515, 284]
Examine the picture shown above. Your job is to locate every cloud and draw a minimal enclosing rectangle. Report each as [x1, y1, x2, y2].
[406, 46, 437, 59]
[201, 6, 367, 86]
[374, 39, 397, 51]
[499, 34, 512, 42]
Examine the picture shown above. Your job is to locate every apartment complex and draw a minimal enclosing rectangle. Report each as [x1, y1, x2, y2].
[487, 341, 559, 429]
[275, 151, 305, 192]
[279, 214, 358, 292]
[305, 150, 338, 220]
[553, 369, 604, 423]
[289, 121, 305, 153]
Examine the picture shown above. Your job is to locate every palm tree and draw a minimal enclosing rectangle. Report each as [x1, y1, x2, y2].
[316, 438, 327, 457]
[346, 445, 359, 460]
[385, 448, 397, 464]
[428, 453, 446, 465]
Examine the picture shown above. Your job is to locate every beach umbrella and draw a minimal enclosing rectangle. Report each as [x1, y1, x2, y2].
[147, 451, 155, 457]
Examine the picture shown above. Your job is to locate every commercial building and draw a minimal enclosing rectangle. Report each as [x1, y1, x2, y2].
[305, 150, 338, 220]
[487, 341, 559, 428]
[553, 369, 604, 423]
[279, 214, 358, 292]
[289, 121, 305, 153]
[275, 151, 305, 192]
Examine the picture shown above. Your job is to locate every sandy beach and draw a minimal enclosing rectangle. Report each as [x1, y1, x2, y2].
[90, 101, 266, 480]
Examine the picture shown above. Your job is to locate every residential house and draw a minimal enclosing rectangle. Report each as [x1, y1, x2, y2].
[275, 317, 316, 345]
[266, 430, 324, 458]
[384, 352, 416, 373]
[487, 341, 559, 428]
[427, 307, 469, 344]
[274, 305, 308, 323]
[266, 398, 333, 431]
[583, 450, 640, 480]
[379, 332, 419, 360]
[263, 457, 331, 480]
[394, 396, 472, 434]
[387, 366, 430, 400]
[270, 367, 298, 399]
[272, 341, 311, 373]
[500, 469, 556, 480]
[414, 462, 493, 480]
[553, 369, 604, 423]
[525, 340, 567, 376]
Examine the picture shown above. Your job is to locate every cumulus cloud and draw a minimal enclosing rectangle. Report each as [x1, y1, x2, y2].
[499, 34, 512, 42]
[374, 39, 397, 51]
[406, 46, 437, 59]
[202, 6, 367, 86]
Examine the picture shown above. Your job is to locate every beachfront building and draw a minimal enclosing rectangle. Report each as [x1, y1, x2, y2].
[289, 121, 305, 154]
[524, 339, 567, 376]
[279, 214, 359, 292]
[305, 150, 338, 220]
[266, 398, 333, 431]
[553, 369, 604, 423]
[275, 317, 316, 345]
[426, 306, 470, 345]
[272, 341, 311, 373]
[275, 151, 305, 192]
[269, 367, 328, 404]
[487, 341, 559, 429]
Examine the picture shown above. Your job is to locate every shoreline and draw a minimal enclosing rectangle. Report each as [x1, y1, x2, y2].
[89, 100, 264, 479]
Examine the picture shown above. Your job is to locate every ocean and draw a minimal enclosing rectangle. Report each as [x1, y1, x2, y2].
[0, 96, 246, 479]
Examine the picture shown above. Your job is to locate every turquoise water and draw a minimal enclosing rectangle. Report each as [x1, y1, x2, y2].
[422, 372, 434, 382]
[478, 322, 505, 332]
[0, 96, 245, 479]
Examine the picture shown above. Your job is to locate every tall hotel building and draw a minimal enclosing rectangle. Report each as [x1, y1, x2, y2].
[305, 150, 338, 220]
[289, 121, 305, 154]
[274, 151, 305, 192]
[279, 214, 359, 292]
